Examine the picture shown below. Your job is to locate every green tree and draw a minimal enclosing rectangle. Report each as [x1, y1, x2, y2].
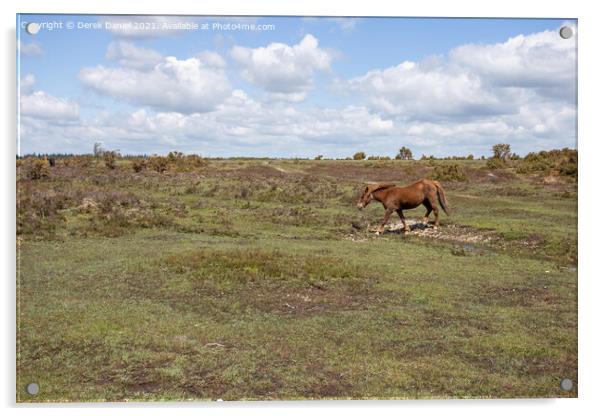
[492, 143, 511, 161]
[353, 151, 366, 160]
[396, 146, 414, 160]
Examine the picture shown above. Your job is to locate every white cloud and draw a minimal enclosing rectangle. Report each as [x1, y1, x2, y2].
[344, 60, 512, 120]
[106, 41, 163, 70]
[231, 34, 332, 101]
[449, 26, 577, 101]
[18, 90, 395, 156]
[196, 51, 227, 69]
[19, 26, 577, 157]
[19, 74, 80, 121]
[80, 52, 231, 113]
[18, 41, 44, 56]
[20, 74, 35, 94]
[343, 26, 577, 121]
[20, 90, 80, 120]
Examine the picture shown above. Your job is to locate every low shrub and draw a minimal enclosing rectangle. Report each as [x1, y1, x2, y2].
[428, 164, 468, 182]
[148, 156, 169, 173]
[18, 157, 49, 180]
[486, 158, 507, 170]
[17, 187, 68, 237]
[516, 148, 577, 178]
[132, 159, 147, 172]
[103, 151, 118, 169]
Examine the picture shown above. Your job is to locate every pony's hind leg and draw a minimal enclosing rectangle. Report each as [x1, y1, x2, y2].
[396, 209, 410, 232]
[426, 195, 440, 227]
[422, 200, 433, 224]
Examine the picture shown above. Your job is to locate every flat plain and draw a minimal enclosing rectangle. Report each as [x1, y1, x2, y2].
[16, 155, 577, 401]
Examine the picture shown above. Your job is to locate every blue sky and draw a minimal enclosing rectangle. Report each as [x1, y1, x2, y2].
[18, 15, 577, 157]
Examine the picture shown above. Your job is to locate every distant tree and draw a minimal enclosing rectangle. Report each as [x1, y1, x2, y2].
[353, 151, 366, 160]
[466, 154, 474, 160]
[396, 146, 413, 160]
[314, 155, 323, 160]
[167, 151, 184, 161]
[93, 142, 105, 157]
[491, 143, 511, 161]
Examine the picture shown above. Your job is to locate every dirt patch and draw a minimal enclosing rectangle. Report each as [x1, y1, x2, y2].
[347, 218, 498, 246]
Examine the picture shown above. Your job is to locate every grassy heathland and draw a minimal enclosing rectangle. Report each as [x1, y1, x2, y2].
[16, 156, 577, 401]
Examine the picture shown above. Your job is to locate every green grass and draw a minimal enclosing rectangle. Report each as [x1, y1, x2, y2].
[16, 158, 577, 401]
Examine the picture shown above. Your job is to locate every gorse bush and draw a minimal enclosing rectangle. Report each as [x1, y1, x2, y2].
[148, 156, 169, 173]
[63, 155, 93, 168]
[486, 158, 507, 170]
[132, 159, 147, 172]
[516, 148, 577, 178]
[427, 164, 468, 182]
[146, 153, 206, 173]
[103, 151, 118, 169]
[21, 158, 50, 180]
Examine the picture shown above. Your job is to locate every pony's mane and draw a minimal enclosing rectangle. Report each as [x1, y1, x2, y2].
[368, 183, 395, 193]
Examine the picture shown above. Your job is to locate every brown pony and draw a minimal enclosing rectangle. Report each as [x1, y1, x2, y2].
[357, 179, 450, 233]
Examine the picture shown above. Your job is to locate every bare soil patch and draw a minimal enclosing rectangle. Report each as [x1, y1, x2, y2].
[347, 218, 499, 246]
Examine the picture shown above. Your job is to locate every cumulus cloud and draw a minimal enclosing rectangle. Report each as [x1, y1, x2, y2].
[18, 41, 44, 56]
[106, 41, 163, 70]
[196, 51, 227, 69]
[19, 74, 80, 121]
[450, 26, 577, 101]
[80, 48, 231, 113]
[20, 26, 577, 157]
[20, 74, 35, 94]
[344, 60, 513, 120]
[231, 34, 332, 101]
[20, 90, 80, 120]
[343, 26, 577, 121]
[18, 89, 395, 156]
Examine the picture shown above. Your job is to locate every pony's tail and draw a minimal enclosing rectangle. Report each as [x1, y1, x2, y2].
[434, 181, 450, 216]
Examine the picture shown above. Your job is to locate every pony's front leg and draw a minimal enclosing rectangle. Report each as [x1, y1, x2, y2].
[376, 208, 394, 234]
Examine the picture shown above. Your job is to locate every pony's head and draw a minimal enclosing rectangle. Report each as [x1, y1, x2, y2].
[357, 183, 394, 210]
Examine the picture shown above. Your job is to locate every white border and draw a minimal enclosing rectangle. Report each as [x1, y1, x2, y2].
[3, 1, 601, 415]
